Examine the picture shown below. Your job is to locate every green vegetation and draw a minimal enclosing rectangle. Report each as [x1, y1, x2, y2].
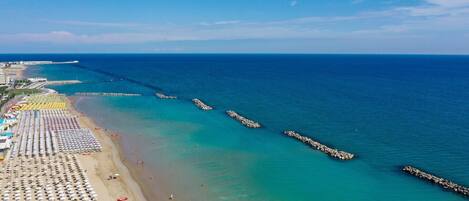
[8, 88, 41, 96]
[0, 87, 41, 110]
[0, 86, 8, 94]
[13, 79, 32, 88]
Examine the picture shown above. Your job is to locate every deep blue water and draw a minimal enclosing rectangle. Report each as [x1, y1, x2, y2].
[3, 54, 469, 201]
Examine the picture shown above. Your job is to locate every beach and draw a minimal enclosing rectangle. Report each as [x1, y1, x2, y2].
[68, 97, 148, 201]
[0, 63, 148, 201]
[8, 54, 469, 201]
[4, 64, 26, 80]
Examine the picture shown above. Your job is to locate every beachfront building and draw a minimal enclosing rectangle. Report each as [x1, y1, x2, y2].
[27, 77, 48, 83]
[0, 118, 15, 161]
[0, 136, 12, 160]
[0, 117, 17, 131]
[0, 69, 9, 85]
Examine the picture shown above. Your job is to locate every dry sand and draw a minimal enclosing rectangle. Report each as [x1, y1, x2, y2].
[11, 64, 149, 201]
[5, 64, 27, 79]
[67, 97, 148, 201]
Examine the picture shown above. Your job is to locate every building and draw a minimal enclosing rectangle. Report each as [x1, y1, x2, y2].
[0, 136, 12, 144]
[27, 77, 48, 83]
[0, 69, 8, 85]
[0, 136, 12, 160]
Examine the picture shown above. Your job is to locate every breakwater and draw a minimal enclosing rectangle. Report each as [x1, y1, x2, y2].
[46, 80, 82, 85]
[226, 110, 261, 128]
[156, 93, 177, 99]
[192, 98, 213, 110]
[402, 166, 469, 197]
[283, 131, 355, 160]
[74, 92, 142, 97]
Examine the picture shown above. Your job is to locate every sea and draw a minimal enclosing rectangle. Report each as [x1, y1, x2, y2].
[2, 54, 469, 201]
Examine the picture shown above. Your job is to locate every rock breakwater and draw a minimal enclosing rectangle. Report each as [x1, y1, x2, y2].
[226, 110, 261, 128]
[46, 80, 82, 85]
[75, 92, 141, 97]
[283, 131, 355, 160]
[192, 98, 213, 110]
[402, 166, 469, 197]
[156, 93, 177, 99]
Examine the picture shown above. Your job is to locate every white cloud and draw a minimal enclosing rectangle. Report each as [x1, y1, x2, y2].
[290, 1, 298, 7]
[425, 0, 469, 7]
[199, 20, 240, 26]
[47, 20, 144, 28]
[352, 0, 364, 4]
[1, 0, 468, 46]
[398, 0, 469, 16]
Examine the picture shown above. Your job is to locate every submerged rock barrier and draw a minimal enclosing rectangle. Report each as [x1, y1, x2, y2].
[283, 131, 355, 160]
[74, 92, 141, 97]
[226, 110, 261, 128]
[402, 166, 469, 197]
[155, 93, 177, 99]
[192, 98, 213, 110]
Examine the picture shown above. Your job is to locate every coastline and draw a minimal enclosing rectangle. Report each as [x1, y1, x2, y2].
[70, 96, 174, 201]
[67, 96, 149, 201]
[12, 56, 469, 201]
[17, 64, 149, 201]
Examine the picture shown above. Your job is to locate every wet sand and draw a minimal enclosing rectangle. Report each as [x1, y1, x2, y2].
[67, 96, 148, 201]
[17, 64, 150, 201]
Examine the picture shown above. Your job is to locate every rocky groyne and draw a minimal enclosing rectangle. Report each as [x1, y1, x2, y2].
[155, 93, 177, 99]
[402, 166, 469, 197]
[226, 110, 261, 128]
[192, 98, 213, 110]
[283, 131, 355, 160]
[46, 80, 82, 85]
[75, 92, 142, 97]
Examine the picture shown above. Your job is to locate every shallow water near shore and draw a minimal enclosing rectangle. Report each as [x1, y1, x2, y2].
[12, 54, 469, 201]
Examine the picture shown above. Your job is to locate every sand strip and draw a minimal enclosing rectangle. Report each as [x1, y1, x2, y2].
[66, 97, 148, 201]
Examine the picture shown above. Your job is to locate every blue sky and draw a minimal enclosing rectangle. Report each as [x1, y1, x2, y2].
[0, 0, 468, 54]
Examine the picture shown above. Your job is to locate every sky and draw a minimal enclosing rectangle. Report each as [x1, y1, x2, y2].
[0, 0, 468, 54]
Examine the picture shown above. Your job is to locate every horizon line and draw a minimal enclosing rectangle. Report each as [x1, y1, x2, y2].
[1, 52, 469, 56]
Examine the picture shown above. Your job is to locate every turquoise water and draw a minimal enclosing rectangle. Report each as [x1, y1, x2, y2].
[13, 54, 469, 201]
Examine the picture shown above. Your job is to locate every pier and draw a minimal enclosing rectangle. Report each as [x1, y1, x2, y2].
[74, 92, 142, 97]
[155, 93, 177, 99]
[51, 60, 79, 64]
[226, 110, 261, 128]
[402, 166, 469, 197]
[283, 131, 355, 160]
[1, 60, 79, 66]
[46, 80, 82, 85]
[192, 98, 213, 110]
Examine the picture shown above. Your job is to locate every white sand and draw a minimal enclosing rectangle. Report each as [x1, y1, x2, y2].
[68, 98, 148, 201]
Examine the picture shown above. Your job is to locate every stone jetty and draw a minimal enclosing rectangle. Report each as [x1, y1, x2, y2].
[226, 110, 261, 128]
[155, 93, 177, 99]
[283, 131, 355, 160]
[192, 98, 213, 110]
[74, 92, 142, 97]
[402, 166, 469, 197]
[46, 80, 82, 85]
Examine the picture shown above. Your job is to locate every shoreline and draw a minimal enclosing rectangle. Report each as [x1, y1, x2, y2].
[71, 96, 174, 201]
[67, 96, 149, 201]
[18, 64, 149, 201]
[16, 60, 468, 200]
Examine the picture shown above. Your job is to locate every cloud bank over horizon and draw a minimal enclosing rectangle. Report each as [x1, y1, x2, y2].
[0, 0, 468, 54]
